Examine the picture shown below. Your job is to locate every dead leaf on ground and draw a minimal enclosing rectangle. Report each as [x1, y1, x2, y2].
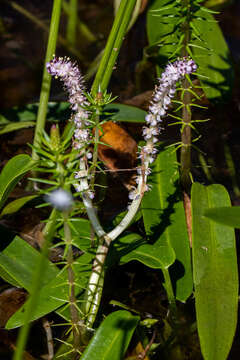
[0, 287, 27, 327]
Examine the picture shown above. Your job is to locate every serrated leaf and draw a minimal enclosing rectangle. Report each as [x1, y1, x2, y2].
[191, 183, 238, 360]
[204, 206, 240, 228]
[81, 310, 140, 360]
[0, 155, 36, 210]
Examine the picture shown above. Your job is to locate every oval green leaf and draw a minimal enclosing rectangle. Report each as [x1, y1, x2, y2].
[191, 183, 238, 360]
[81, 310, 140, 360]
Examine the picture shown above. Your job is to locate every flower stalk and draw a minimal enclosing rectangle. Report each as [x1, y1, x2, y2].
[46, 55, 196, 330]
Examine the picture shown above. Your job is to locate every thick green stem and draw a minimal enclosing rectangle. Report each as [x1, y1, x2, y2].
[180, 0, 192, 191]
[32, 0, 62, 162]
[91, 0, 137, 96]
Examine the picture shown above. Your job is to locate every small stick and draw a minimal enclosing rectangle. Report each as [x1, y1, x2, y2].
[137, 328, 156, 360]
[42, 317, 54, 360]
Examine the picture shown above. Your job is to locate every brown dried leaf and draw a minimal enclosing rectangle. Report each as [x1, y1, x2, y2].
[0, 287, 27, 327]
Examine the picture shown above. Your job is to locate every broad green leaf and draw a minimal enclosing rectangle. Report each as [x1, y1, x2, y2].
[140, 147, 192, 301]
[5, 219, 94, 328]
[81, 310, 140, 360]
[0, 195, 38, 217]
[0, 236, 59, 291]
[0, 154, 36, 210]
[103, 103, 146, 123]
[192, 9, 234, 101]
[205, 206, 240, 228]
[191, 183, 238, 360]
[0, 121, 35, 135]
[6, 252, 94, 329]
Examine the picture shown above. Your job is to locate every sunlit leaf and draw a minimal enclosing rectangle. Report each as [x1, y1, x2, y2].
[205, 206, 240, 228]
[191, 183, 238, 360]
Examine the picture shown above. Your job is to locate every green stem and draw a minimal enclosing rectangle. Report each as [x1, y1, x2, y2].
[62, 1, 96, 43]
[90, 108, 101, 190]
[91, 0, 137, 96]
[66, 0, 78, 47]
[162, 268, 177, 320]
[42, 208, 58, 239]
[180, 0, 192, 191]
[63, 212, 81, 358]
[32, 0, 62, 162]
[13, 218, 54, 360]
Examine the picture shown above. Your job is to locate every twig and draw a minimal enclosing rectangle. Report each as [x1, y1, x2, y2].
[42, 318, 54, 360]
[137, 329, 157, 360]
